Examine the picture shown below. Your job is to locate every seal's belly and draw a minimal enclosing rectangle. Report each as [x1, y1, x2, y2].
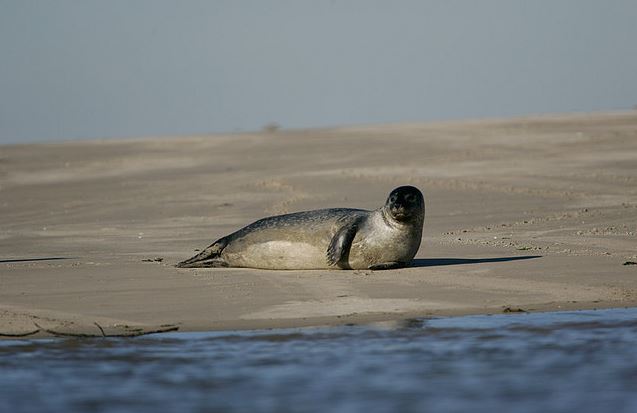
[225, 240, 329, 270]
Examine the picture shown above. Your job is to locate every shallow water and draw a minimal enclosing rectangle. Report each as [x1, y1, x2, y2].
[2, 308, 637, 413]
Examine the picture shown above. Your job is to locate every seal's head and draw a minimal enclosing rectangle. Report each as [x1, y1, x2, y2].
[385, 186, 425, 222]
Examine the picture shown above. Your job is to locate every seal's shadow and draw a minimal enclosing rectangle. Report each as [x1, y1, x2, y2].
[411, 255, 541, 268]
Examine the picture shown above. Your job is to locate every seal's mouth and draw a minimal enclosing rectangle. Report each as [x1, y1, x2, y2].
[389, 205, 410, 221]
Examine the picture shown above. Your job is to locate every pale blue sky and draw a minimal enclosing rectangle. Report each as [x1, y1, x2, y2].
[1, 0, 636, 144]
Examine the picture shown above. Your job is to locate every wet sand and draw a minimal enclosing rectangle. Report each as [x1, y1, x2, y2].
[1, 112, 637, 338]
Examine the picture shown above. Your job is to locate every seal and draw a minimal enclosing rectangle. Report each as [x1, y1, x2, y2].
[177, 185, 424, 270]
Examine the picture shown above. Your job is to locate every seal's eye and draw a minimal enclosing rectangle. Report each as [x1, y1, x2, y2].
[390, 194, 398, 203]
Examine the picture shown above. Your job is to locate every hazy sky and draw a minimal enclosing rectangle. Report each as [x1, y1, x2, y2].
[1, 0, 636, 144]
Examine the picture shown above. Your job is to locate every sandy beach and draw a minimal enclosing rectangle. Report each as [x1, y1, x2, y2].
[1, 112, 636, 338]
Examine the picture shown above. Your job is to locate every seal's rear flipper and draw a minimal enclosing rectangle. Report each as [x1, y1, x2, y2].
[176, 237, 228, 268]
[176, 257, 229, 268]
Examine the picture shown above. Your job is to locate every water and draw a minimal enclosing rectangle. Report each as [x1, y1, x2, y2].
[2, 308, 637, 413]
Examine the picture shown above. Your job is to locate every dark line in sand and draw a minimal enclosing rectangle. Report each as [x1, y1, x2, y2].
[32, 322, 179, 338]
[94, 322, 106, 337]
[0, 328, 41, 338]
[0, 257, 73, 264]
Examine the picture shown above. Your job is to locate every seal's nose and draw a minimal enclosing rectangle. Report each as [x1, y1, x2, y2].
[391, 204, 407, 216]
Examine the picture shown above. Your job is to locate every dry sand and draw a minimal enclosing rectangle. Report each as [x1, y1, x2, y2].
[1, 112, 637, 338]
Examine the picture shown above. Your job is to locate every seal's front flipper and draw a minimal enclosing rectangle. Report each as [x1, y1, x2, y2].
[368, 261, 405, 270]
[327, 217, 364, 269]
[176, 237, 229, 268]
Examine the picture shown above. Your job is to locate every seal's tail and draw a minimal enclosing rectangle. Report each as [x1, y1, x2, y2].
[176, 238, 229, 268]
